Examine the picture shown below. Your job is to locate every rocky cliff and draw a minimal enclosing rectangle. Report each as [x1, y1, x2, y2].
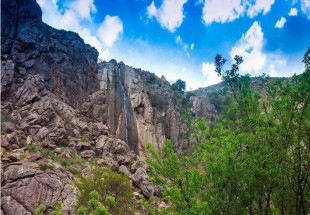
[1, 0, 220, 214]
[1, 0, 99, 108]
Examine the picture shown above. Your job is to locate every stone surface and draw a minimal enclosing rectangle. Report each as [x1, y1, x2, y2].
[118, 165, 131, 177]
[81, 150, 96, 159]
[131, 167, 154, 198]
[1, 0, 99, 108]
[96, 135, 129, 154]
[1, 162, 77, 214]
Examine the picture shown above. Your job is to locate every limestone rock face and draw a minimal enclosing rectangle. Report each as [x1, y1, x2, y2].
[191, 96, 218, 122]
[1, 0, 99, 108]
[1, 162, 77, 215]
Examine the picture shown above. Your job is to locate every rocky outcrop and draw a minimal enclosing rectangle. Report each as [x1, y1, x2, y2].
[98, 60, 189, 155]
[1, 162, 77, 215]
[1, 0, 99, 108]
[191, 96, 218, 122]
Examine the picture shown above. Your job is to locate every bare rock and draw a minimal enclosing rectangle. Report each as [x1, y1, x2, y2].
[96, 135, 128, 154]
[118, 165, 131, 177]
[130, 159, 147, 174]
[1, 162, 76, 214]
[1, 121, 16, 133]
[29, 152, 43, 161]
[131, 167, 154, 198]
[1, 196, 31, 215]
[81, 150, 96, 159]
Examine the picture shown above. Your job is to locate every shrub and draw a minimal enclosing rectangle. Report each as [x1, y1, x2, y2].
[171, 79, 186, 93]
[146, 73, 156, 84]
[75, 166, 136, 215]
[78, 191, 109, 215]
[149, 93, 167, 110]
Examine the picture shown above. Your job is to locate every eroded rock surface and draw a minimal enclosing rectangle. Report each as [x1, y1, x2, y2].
[1, 0, 99, 108]
[1, 162, 77, 215]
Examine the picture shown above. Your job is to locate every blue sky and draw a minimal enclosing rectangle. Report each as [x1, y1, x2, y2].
[37, 0, 310, 89]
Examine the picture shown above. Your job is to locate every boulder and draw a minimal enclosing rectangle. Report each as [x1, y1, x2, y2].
[130, 159, 147, 174]
[96, 135, 128, 154]
[118, 165, 131, 177]
[81, 150, 96, 159]
[1, 162, 77, 214]
[131, 167, 154, 198]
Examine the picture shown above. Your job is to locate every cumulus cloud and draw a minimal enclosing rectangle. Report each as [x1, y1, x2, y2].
[301, 0, 310, 18]
[70, 0, 97, 20]
[146, 0, 188, 32]
[230, 21, 266, 74]
[202, 62, 221, 86]
[275, 17, 286, 28]
[289, 8, 298, 16]
[98, 15, 123, 47]
[37, 0, 123, 59]
[202, 0, 274, 25]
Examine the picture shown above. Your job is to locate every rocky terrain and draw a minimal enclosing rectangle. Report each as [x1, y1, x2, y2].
[1, 0, 220, 214]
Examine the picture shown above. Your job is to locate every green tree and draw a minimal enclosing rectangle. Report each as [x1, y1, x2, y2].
[75, 166, 136, 215]
[172, 79, 186, 93]
[146, 48, 310, 214]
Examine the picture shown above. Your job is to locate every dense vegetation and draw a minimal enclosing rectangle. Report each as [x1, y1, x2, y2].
[75, 167, 136, 215]
[146, 48, 310, 214]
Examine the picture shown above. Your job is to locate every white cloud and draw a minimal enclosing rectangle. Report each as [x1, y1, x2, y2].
[202, 0, 274, 25]
[202, 62, 221, 86]
[98, 15, 123, 47]
[289, 8, 298, 16]
[275, 17, 286, 28]
[230, 21, 266, 74]
[190, 43, 194, 50]
[37, 0, 123, 59]
[301, 0, 310, 18]
[267, 52, 287, 76]
[147, 1, 157, 18]
[175, 35, 193, 57]
[146, 0, 188, 32]
[246, 0, 275, 18]
[70, 0, 97, 20]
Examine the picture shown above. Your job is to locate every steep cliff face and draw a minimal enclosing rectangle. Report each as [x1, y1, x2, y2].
[1, 0, 99, 108]
[98, 60, 197, 155]
[98, 61, 165, 155]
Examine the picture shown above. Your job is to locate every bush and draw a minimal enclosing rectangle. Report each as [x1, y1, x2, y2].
[78, 191, 109, 215]
[146, 73, 156, 84]
[75, 166, 136, 215]
[171, 79, 186, 93]
[149, 93, 167, 110]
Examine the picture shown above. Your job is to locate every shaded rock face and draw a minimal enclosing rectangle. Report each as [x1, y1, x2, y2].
[1, 162, 77, 215]
[1, 0, 99, 108]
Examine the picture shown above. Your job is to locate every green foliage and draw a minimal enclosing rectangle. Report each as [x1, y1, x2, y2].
[146, 73, 157, 84]
[75, 166, 136, 215]
[34, 201, 63, 215]
[34, 204, 45, 215]
[146, 48, 310, 215]
[149, 93, 167, 110]
[171, 79, 186, 94]
[78, 191, 109, 215]
[51, 201, 63, 215]
[140, 196, 157, 215]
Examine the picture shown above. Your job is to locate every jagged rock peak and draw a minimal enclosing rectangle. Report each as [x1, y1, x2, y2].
[1, 0, 100, 108]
